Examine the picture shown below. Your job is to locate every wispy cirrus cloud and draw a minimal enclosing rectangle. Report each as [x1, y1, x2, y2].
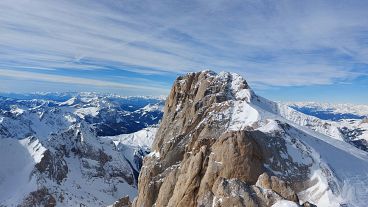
[0, 0, 368, 95]
[0, 69, 168, 94]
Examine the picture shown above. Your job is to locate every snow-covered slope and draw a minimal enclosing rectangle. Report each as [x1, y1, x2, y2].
[102, 127, 158, 148]
[0, 137, 46, 205]
[236, 83, 368, 206]
[277, 104, 345, 141]
[0, 93, 161, 206]
[240, 79, 368, 206]
[100, 127, 158, 173]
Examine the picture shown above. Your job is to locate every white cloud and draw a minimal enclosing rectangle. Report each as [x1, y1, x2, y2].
[0, 69, 168, 94]
[0, 0, 368, 88]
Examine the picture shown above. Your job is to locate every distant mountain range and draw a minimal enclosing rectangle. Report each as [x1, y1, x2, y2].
[281, 102, 368, 151]
[286, 102, 368, 121]
[0, 93, 163, 206]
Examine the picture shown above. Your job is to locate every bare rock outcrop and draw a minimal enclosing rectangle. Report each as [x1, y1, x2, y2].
[19, 187, 56, 207]
[35, 150, 68, 184]
[256, 172, 299, 202]
[113, 196, 132, 207]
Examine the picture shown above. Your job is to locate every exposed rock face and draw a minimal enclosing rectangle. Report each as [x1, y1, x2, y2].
[19, 123, 139, 206]
[35, 150, 68, 184]
[19, 187, 56, 207]
[113, 196, 132, 207]
[256, 172, 298, 202]
[133, 71, 305, 207]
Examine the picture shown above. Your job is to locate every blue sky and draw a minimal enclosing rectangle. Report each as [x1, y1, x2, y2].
[0, 0, 368, 102]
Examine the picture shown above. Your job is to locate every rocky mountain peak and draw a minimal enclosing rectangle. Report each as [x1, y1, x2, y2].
[133, 71, 312, 207]
[151, 71, 254, 167]
[166, 71, 251, 109]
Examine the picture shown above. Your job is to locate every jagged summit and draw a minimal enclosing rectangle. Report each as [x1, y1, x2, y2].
[175, 70, 252, 101]
[134, 71, 368, 207]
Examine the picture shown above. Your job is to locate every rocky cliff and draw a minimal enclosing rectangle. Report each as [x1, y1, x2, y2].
[133, 71, 325, 207]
